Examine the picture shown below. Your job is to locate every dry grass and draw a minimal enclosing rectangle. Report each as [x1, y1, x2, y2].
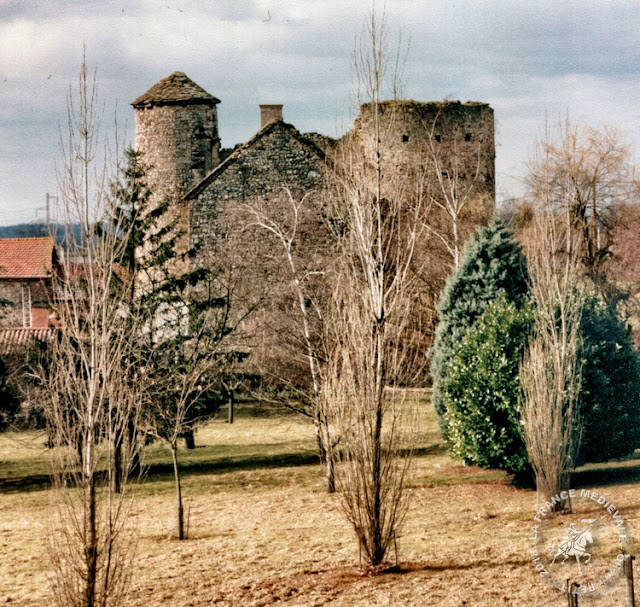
[0, 395, 638, 606]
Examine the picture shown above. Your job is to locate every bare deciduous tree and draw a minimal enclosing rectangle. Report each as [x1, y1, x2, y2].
[323, 10, 424, 568]
[523, 120, 635, 302]
[519, 131, 585, 512]
[243, 191, 338, 492]
[43, 56, 143, 607]
[141, 268, 240, 541]
[133, 204, 253, 541]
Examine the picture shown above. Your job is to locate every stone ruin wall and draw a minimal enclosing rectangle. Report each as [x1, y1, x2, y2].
[347, 101, 496, 356]
[352, 100, 495, 214]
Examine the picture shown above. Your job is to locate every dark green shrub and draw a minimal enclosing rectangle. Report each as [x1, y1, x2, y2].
[430, 217, 529, 432]
[442, 294, 532, 475]
[578, 297, 640, 465]
[441, 292, 640, 477]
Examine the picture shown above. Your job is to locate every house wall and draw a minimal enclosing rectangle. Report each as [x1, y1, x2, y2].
[189, 122, 326, 249]
[0, 279, 51, 328]
[186, 122, 331, 384]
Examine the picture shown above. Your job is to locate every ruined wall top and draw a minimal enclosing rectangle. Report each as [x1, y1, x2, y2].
[359, 99, 491, 112]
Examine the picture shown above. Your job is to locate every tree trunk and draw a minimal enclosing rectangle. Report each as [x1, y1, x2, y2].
[183, 428, 195, 450]
[84, 438, 98, 607]
[314, 407, 335, 493]
[325, 443, 335, 494]
[171, 444, 185, 540]
[371, 364, 384, 565]
[112, 423, 123, 494]
[128, 418, 140, 477]
[227, 393, 234, 424]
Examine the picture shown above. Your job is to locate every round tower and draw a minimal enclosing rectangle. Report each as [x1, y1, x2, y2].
[131, 71, 221, 205]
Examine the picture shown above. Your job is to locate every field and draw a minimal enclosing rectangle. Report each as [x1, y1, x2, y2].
[0, 392, 638, 606]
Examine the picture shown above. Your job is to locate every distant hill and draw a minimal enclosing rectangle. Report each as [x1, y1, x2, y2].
[0, 224, 83, 246]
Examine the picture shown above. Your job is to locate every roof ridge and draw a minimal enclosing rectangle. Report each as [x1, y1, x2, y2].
[183, 120, 325, 200]
[0, 236, 53, 242]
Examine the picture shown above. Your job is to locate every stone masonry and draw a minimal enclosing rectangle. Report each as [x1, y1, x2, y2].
[132, 72, 221, 204]
[352, 100, 495, 213]
[131, 73, 497, 377]
[132, 73, 496, 256]
[187, 120, 326, 250]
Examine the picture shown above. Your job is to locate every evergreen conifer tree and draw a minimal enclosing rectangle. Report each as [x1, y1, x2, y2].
[109, 147, 242, 537]
[430, 217, 529, 433]
[578, 297, 640, 465]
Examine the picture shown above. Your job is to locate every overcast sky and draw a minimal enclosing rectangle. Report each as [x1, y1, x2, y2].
[1, 0, 639, 225]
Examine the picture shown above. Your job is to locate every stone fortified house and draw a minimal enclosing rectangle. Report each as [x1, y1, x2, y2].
[132, 71, 495, 258]
[131, 72, 496, 370]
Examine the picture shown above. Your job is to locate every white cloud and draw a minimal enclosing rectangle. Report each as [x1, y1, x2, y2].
[1, 1, 639, 222]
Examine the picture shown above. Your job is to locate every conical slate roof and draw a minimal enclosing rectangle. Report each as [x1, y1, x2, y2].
[131, 71, 220, 108]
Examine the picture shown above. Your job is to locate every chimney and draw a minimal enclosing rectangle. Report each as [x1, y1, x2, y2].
[260, 104, 283, 129]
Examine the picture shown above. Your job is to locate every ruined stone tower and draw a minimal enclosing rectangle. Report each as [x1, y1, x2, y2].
[132, 71, 221, 207]
[352, 100, 495, 209]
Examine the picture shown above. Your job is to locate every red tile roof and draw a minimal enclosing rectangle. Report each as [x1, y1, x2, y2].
[0, 237, 56, 279]
[0, 327, 55, 354]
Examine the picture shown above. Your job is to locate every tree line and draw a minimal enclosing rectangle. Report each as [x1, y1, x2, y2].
[432, 121, 640, 511]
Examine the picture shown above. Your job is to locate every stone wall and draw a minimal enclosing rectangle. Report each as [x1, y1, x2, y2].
[134, 101, 219, 268]
[187, 121, 331, 383]
[189, 122, 326, 249]
[135, 102, 220, 208]
[352, 100, 495, 207]
[0, 279, 52, 328]
[343, 100, 496, 359]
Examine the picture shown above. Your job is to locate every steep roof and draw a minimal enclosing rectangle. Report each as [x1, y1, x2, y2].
[184, 120, 328, 200]
[131, 71, 221, 108]
[0, 237, 57, 279]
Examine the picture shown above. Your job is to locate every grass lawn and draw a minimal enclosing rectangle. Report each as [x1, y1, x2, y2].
[0, 392, 638, 606]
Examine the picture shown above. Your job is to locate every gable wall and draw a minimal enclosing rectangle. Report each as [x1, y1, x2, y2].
[189, 123, 325, 250]
[187, 123, 330, 380]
